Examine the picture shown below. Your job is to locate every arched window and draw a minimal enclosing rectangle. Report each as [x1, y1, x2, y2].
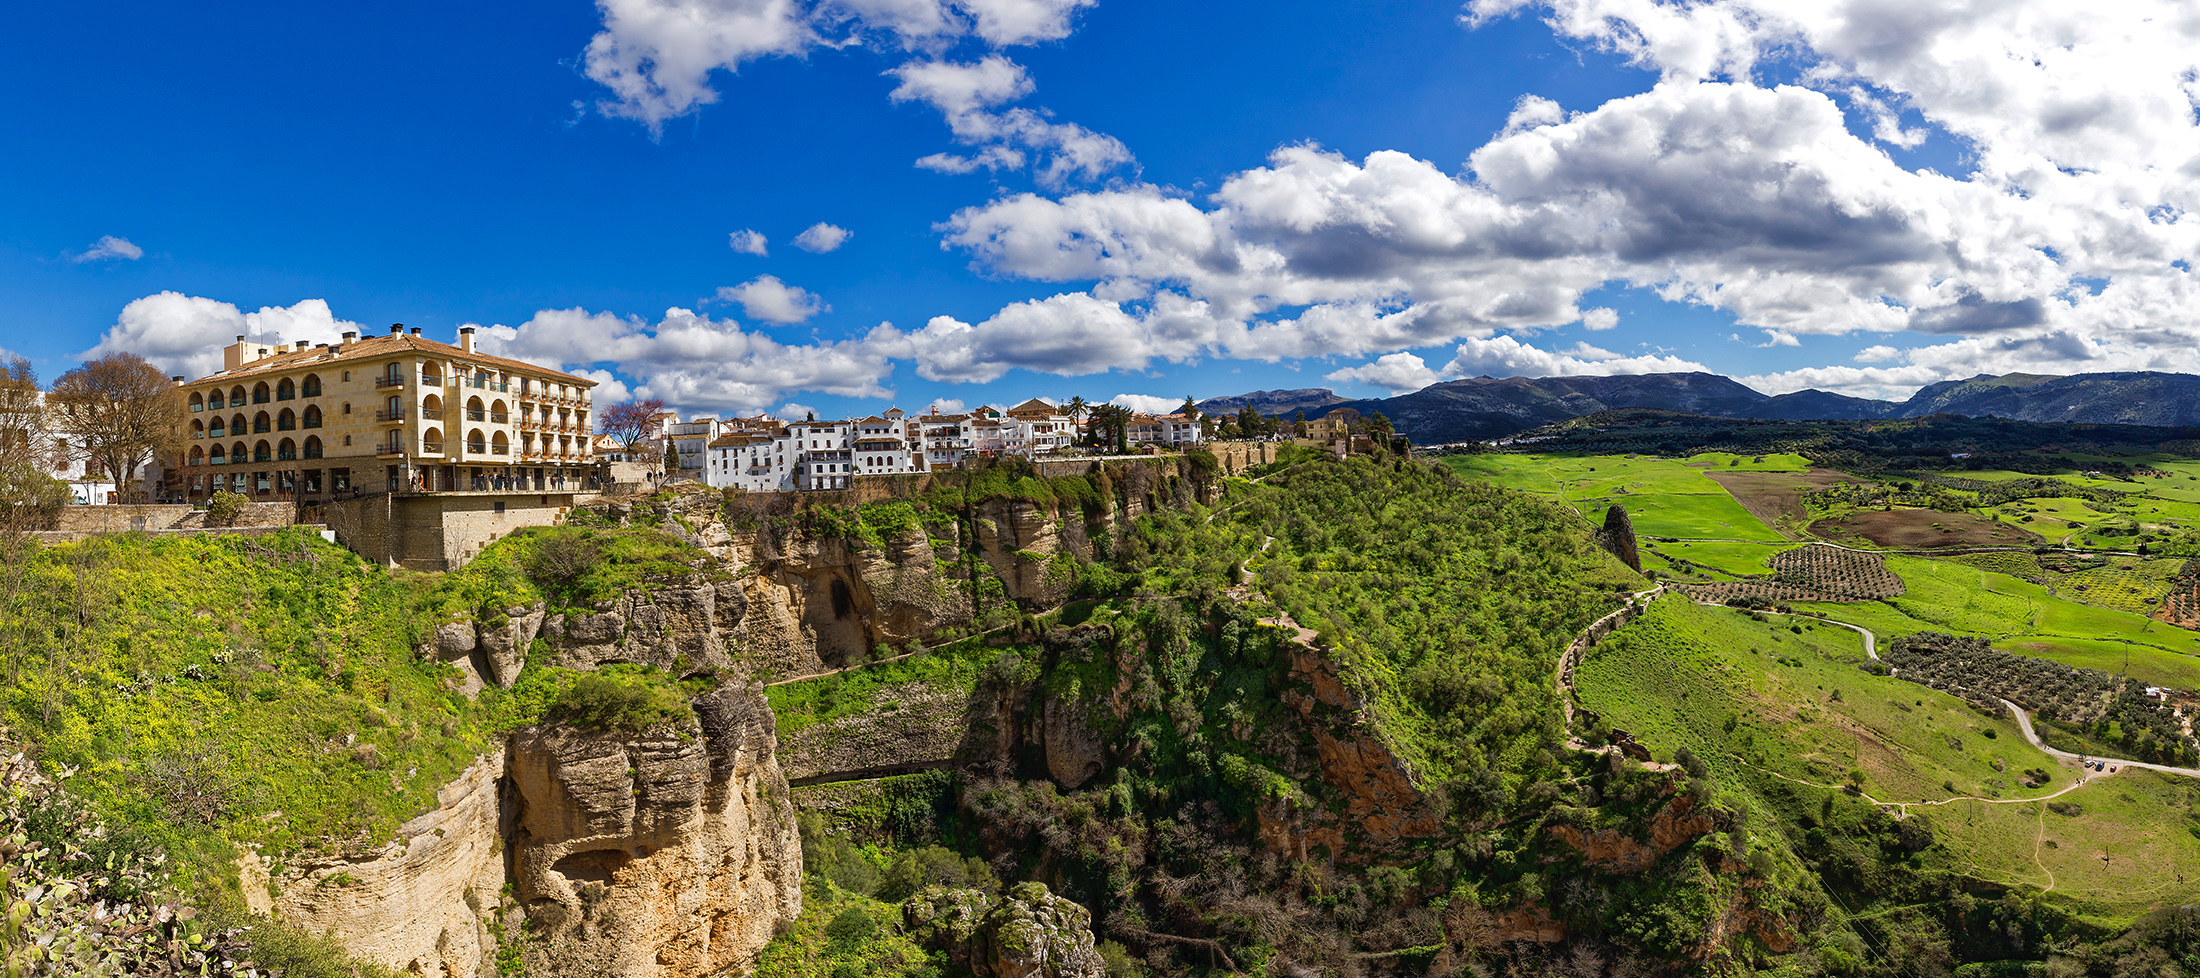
[383, 395, 401, 422]
[191, 419, 205, 439]
[230, 414, 247, 436]
[490, 399, 508, 423]
[302, 405, 322, 428]
[252, 382, 271, 404]
[253, 441, 272, 463]
[467, 429, 487, 454]
[189, 391, 205, 412]
[277, 408, 296, 431]
[466, 397, 485, 422]
[209, 417, 227, 438]
[207, 390, 224, 410]
[229, 385, 247, 406]
[301, 374, 322, 398]
[420, 362, 440, 385]
[276, 378, 295, 401]
[491, 431, 510, 455]
[189, 445, 205, 465]
[421, 394, 442, 420]
[208, 445, 224, 464]
[385, 362, 403, 385]
[253, 412, 271, 434]
[232, 442, 248, 464]
[422, 427, 444, 454]
[303, 436, 323, 460]
[277, 438, 296, 461]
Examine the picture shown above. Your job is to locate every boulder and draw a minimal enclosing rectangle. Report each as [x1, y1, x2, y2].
[901, 883, 1105, 978]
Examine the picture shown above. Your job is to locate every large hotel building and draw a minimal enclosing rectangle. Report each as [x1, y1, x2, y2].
[167, 325, 597, 502]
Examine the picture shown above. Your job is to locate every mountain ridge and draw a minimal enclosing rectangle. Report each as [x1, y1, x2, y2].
[1205, 370, 2200, 443]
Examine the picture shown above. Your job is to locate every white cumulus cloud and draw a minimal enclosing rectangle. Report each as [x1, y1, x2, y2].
[84, 293, 360, 379]
[729, 229, 769, 256]
[1107, 393, 1183, 415]
[793, 223, 852, 253]
[1325, 352, 1442, 394]
[716, 276, 827, 324]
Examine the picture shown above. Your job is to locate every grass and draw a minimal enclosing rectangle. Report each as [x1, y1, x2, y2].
[1576, 492, 1787, 541]
[1643, 541, 1786, 577]
[1441, 453, 1788, 541]
[765, 639, 1004, 737]
[1685, 451, 1813, 471]
[750, 883, 939, 978]
[1576, 595, 2200, 916]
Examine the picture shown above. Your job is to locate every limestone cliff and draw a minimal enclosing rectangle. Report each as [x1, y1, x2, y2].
[901, 883, 1107, 978]
[506, 682, 802, 977]
[247, 682, 802, 978]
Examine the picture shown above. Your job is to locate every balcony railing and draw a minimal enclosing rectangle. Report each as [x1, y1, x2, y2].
[303, 448, 323, 460]
[468, 379, 508, 392]
[276, 390, 295, 401]
[491, 446, 509, 455]
[276, 451, 297, 462]
[490, 414, 509, 424]
[420, 408, 443, 420]
[253, 422, 271, 434]
[466, 410, 486, 422]
[467, 444, 487, 455]
[374, 376, 405, 389]
[301, 418, 321, 428]
[277, 420, 296, 431]
[374, 443, 404, 456]
[422, 375, 444, 387]
[421, 443, 445, 456]
[375, 409, 406, 422]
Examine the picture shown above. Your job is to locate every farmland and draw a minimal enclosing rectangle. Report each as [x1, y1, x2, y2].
[1575, 596, 2200, 916]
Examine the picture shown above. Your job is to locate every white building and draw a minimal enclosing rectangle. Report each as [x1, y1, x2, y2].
[705, 412, 926, 493]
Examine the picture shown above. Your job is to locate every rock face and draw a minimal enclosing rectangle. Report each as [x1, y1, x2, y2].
[250, 683, 802, 978]
[1598, 504, 1641, 572]
[243, 751, 509, 978]
[901, 883, 1107, 978]
[1264, 640, 1443, 861]
[506, 683, 802, 978]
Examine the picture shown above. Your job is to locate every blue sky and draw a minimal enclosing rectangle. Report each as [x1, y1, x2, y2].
[9, 0, 2199, 419]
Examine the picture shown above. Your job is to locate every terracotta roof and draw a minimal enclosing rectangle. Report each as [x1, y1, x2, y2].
[187, 333, 596, 388]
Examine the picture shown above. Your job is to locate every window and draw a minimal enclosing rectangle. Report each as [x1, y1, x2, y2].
[301, 375, 321, 397]
[494, 501, 506, 514]
[332, 468, 350, 491]
[343, 434, 352, 446]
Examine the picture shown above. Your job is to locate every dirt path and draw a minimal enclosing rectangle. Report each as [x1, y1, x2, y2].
[2001, 697, 2200, 779]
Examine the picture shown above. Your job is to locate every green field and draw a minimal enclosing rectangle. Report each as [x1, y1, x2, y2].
[1577, 596, 2200, 914]
[1442, 453, 1786, 541]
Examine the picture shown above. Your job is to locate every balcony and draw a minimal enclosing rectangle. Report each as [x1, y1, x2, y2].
[490, 414, 509, 424]
[374, 443, 405, 456]
[276, 451, 297, 462]
[301, 418, 321, 429]
[421, 443, 446, 456]
[420, 408, 443, 421]
[491, 446, 509, 455]
[374, 376, 406, 389]
[375, 409, 407, 423]
[422, 375, 444, 387]
[276, 420, 296, 432]
[467, 379, 508, 392]
[466, 410, 486, 422]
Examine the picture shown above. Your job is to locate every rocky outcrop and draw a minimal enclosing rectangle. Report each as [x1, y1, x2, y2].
[777, 680, 985, 784]
[250, 682, 803, 978]
[242, 751, 509, 978]
[506, 683, 802, 978]
[538, 580, 747, 673]
[1265, 639, 1443, 861]
[1544, 787, 1720, 874]
[901, 883, 1106, 978]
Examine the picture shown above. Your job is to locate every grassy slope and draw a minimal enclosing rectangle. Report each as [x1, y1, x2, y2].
[1442, 452, 1788, 541]
[1576, 596, 2200, 918]
[2, 524, 713, 877]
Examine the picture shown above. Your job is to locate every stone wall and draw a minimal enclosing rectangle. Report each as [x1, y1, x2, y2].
[51, 504, 196, 532]
[1207, 440, 1280, 475]
[325, 490, 576, 571]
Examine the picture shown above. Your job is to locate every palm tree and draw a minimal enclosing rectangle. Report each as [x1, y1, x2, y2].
[1065, 395, 1088, 422]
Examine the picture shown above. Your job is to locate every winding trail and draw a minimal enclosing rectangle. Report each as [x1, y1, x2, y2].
[2000, 698, 2200, 779]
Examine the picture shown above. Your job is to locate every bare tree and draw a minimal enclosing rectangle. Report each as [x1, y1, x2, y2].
[46, 353, 184, 502]
[0, 355, 65, 682]
[598, 397, 666, 456]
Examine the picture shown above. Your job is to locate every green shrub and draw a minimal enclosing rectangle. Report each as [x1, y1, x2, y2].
[204, 490, 247, 527]
[824, 907, 877, 946]
[545, 671, 692, 733]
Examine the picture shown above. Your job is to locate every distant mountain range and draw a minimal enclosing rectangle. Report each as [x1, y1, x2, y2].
[1198, 371, 2200, 445]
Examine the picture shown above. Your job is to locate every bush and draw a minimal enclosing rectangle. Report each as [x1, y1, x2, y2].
[525, 531, 604, 594]
[545, 671, 692, 733]
[204, 490, 247, 527]
[824, 907, 877, 946]
[879, 845, 998, 902]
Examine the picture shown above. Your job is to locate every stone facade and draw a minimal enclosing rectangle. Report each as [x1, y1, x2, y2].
[325, 490, 576, 571]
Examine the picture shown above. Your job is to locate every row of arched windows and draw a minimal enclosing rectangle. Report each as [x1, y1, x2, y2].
[193, 406, 324, 439]
[189, 436, 324, 465]
[189, 375, 322, 412]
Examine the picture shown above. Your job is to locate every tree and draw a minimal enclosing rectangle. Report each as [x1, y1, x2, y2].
[1178, 395, 1199, 419]
[1365, 412, 1394, 439]
[0, 355, 64, 681]
[662, 439, 680, 477]
[1065, 395, 1089, 423]
[1237, 405, 1262, 439]
[46, 353, 183, 502]
[598, 398, 666, 456]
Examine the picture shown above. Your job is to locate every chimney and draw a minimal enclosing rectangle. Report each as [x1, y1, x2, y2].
[459, 326, 475, 354]
[409, 326, 421, 336]
[341, 330, 357, 344]
[171, 375, 184, 384]
[235, 334, 246, 343]
[389, 323, 404, 335]
[294, 340, 310, 351]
